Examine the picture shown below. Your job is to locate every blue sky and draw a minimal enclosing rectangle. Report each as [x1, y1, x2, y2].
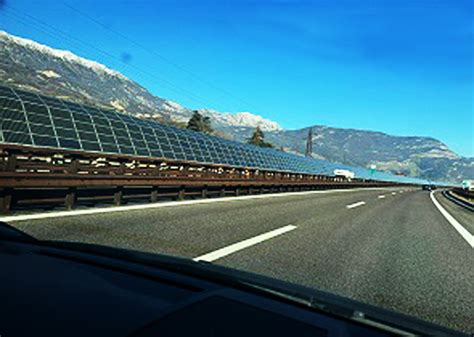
[1, 0, 473, 156]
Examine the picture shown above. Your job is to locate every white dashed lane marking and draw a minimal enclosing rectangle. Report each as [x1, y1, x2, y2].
[346, 201, 366, 209]
[193, 225, 297, 262]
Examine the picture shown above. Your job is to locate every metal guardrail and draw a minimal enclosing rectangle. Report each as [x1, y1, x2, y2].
[451, 188, 474, 200]
[445, 189, 474, 212]
[0, 144, 407, 214]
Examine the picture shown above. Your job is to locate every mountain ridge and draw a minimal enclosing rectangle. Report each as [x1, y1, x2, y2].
[0, 30, 281, 132]
[0, 30, 471, 182]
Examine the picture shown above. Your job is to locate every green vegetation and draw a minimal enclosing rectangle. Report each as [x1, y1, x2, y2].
[247, 126, 274, 148]
[186, 110, 213, 134]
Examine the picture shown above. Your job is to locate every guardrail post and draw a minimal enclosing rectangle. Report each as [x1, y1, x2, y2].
[220, 186, 226, 197]
[0, 188, 13, 214]
[235, 186, 240, 196]
[201, 186, 208, 198]
[5, 153, 17, 171]
[114, 186, 123, 206]
[117, 162, 125, 175]
[178, 186, 185, 200]
[150, 186, 159, 203]
[65, 187, 77, 210]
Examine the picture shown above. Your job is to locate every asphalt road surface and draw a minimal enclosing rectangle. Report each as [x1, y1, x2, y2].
[5, 187, 474, 333]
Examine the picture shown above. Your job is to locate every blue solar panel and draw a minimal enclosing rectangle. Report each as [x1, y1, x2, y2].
[0, 84, 434, 185]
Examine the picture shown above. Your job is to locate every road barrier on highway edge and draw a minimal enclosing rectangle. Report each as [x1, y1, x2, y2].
[0, 144, 411, 214]
[444, 190, 474, 212]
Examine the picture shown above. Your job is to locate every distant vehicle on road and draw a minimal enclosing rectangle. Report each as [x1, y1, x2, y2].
[333, 169, 355, 181]
[461, 180, 474, 191]
[422, 184, 437, 191]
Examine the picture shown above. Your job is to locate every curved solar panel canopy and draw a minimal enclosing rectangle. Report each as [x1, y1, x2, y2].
[0, 84, 436, 185]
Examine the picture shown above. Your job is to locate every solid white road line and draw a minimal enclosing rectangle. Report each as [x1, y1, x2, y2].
[193, 225, 297, 262]
[430, 191, 474, 249]
[346, 201, 366, 209]
[0, 187, 395, 222]
[378, 195, 386, 199]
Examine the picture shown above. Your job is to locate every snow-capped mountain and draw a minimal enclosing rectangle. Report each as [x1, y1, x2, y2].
[0, 30, 281, 131]
[197, 110, 281, 131]
[0, 31, 126, 80]
[0, 30, 471, 182]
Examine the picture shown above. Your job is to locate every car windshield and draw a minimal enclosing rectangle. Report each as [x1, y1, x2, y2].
[0, 0, 473, 334]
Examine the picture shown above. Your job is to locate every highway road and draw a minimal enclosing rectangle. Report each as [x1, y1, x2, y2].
[4, 187, 474, 333]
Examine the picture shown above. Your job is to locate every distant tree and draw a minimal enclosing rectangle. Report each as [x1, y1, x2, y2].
[186, 110, 213, 134]
[247, 126, 273, 148]
[248, 126, 264, 145]
[186, 110, 203, 132]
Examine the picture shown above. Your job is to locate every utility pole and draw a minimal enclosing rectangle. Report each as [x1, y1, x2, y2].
[305, 127, 313, 158]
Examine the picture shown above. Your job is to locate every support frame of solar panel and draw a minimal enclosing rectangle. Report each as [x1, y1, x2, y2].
[0, 85, 431, 185]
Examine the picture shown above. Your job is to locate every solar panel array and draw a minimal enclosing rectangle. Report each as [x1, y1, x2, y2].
[0, 84, 434, 185]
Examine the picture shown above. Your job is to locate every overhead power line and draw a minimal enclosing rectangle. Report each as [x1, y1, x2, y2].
[61, 1, 265, 114]
[1, 5, 229, 110]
